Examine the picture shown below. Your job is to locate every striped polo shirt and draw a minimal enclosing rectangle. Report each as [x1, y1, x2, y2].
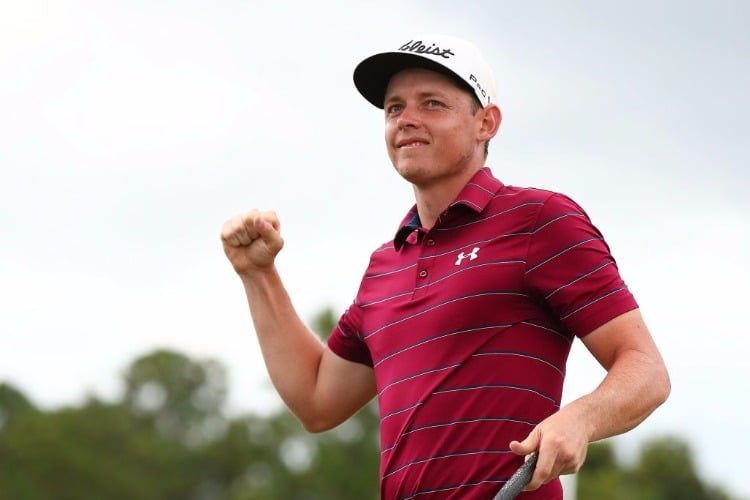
[328, 167, 637, 499]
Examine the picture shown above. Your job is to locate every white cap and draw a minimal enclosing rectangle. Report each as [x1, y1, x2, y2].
[353, 34, 497, 109]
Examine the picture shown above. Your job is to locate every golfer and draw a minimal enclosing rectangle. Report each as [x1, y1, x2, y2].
[221, 34, 670, 498]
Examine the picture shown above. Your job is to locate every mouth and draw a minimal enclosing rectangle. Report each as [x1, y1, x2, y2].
[397, 139, 429, 149]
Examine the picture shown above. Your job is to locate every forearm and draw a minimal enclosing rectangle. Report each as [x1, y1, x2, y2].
[221, 211, 375, 432]
[240, 266, 327, 421]
[511, 310, 670, 490]
[568, 347, 670, 443]
[511, 347, 670, 489]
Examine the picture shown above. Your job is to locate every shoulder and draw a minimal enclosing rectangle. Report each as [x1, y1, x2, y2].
[496, 184, 581, 208]
[480, 184, 588, 234]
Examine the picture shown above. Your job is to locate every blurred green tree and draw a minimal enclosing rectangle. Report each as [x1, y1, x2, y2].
[0, 382, 36, 421]
[123, 349, 229, 445]
[0, 397, 195, 499]
[576, 439, 622, 499]
[628, 436, 731, 500]
[578, 436, 733, 500]
[0, 308, 740, 500]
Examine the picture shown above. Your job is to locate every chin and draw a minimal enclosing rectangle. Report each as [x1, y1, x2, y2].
[394, 165, 434, 186]
[393, 161, 422, 179]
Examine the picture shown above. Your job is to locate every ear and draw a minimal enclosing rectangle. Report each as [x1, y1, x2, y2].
[478, 104, 502, 142]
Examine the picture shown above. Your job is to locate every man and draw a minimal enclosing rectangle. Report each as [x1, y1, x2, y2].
[221, 34, 670, 499]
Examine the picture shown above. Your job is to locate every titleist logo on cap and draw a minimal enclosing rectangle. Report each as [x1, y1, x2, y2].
[398, 40, 455, 59]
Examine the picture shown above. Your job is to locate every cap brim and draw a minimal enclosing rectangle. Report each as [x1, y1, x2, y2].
[353, 52, 471, 109]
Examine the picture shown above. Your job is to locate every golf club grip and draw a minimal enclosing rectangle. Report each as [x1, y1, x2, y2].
[494, 453, 538, 500]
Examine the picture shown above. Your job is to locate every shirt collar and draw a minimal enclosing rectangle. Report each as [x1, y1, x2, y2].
[393, 167, 503, 250]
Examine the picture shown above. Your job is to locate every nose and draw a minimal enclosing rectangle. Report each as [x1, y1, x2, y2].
[396, 104, 420, 129]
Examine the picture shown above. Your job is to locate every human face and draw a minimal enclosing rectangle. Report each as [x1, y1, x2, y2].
[383, 68, 486, 188]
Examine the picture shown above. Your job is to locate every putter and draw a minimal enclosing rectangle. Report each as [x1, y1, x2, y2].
[494, 453, 538, 500]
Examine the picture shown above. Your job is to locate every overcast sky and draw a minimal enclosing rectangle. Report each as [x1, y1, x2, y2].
[1, 0, 748, 497]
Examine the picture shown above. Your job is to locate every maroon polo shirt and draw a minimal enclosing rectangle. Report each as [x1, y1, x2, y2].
[328, 167, 637, 499]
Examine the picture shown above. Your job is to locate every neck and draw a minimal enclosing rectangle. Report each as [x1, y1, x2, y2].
[413, 165, 482, 229]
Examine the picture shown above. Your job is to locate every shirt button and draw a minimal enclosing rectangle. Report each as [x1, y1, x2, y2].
[418, 270, 428, 278]
[426, 239, 435, 246]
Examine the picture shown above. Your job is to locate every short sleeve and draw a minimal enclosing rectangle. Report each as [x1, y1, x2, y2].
[524, 193, 638, 337]
[327, 304, 373, 367]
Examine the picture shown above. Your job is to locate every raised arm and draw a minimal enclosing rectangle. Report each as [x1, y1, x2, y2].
[510, 308, 670, 490]
[221, 210, 376, 432]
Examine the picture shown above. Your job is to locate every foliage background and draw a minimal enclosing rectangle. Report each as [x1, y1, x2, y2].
[0, 309, 737, 499]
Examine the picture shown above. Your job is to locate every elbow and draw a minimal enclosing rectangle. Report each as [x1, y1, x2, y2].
[655, 365, 672, 408]
[301, 420, 333, 434]
[298, 414, 341, 434]
[645, 362, 671, 415]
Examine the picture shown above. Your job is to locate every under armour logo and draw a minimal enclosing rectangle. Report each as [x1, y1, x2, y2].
[455, 247, 480, 265]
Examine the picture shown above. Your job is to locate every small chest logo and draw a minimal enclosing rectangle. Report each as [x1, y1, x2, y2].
[455, 247, 480, 265]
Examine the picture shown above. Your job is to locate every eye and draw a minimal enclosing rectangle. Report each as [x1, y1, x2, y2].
[425, 99, 444, 108]
[385, 103, 403, 115]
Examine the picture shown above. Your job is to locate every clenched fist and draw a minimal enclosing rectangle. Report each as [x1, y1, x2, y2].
[220, 209, 284, 275]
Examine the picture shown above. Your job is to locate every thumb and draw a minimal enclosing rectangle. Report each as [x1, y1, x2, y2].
[509, 428, 540, 456]
[254, 215, 284, 251]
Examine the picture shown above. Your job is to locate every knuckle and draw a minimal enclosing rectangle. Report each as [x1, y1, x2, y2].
[558, 447, 576, 463]
[222, 219, 239, 238]
[536, 462, 553, 479]
[264, 210, 280, 227]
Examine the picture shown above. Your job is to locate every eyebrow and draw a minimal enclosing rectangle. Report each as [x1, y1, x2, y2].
[384, 89, 450, 106]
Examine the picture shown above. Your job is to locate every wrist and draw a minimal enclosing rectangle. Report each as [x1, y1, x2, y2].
[239, 264, 278, 286]
[565, 397, 601, 443]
